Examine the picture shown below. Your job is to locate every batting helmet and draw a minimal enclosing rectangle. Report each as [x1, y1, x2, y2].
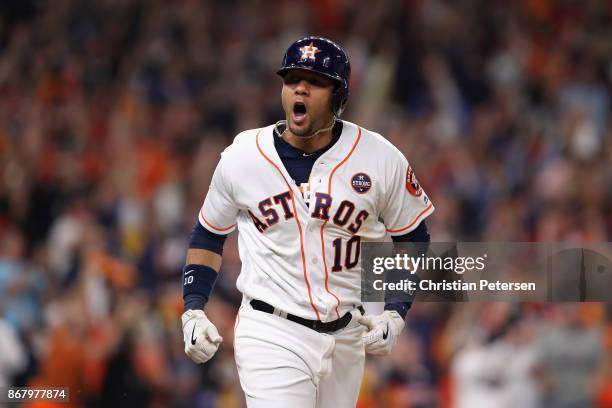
[277, 36, 351, 117]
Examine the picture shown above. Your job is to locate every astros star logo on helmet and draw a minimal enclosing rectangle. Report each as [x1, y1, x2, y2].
[299, 42, 321, 61]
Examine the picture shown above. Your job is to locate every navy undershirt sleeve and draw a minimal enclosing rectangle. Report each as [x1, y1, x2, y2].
[391, 220, 430, 243]
[385, 220, 430, 319]
[189, 221, 227, 255]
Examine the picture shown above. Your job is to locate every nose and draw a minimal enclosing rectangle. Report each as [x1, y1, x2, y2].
[295, 80, 309, 95]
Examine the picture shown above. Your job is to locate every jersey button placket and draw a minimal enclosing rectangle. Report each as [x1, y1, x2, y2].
[303, 183, 322, 312]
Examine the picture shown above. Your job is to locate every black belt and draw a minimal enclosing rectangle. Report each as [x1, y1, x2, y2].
[250, 299, 365, 334]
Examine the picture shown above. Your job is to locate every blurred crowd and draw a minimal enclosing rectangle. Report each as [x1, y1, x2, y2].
[0, 0, 611, 407]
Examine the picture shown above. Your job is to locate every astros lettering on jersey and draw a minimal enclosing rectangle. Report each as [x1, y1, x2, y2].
[199, 120, 434, 322]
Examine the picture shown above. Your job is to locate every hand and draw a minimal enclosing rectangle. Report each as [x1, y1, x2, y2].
[181, 309, 223, 363]
[357, 310, 405, 355]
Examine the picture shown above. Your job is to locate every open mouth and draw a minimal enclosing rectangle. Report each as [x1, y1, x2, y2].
[292, 102, 307, 124]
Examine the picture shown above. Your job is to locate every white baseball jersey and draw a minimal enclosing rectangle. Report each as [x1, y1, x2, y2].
[199, 120, 434, 322]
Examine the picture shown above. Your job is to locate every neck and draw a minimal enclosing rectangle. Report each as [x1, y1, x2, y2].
[282, 120, 336, 153]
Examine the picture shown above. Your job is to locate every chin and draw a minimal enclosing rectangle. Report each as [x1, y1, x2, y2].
[289, 123, 312, 137]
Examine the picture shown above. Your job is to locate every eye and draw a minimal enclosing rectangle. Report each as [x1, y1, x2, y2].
[284, 75, 300, 85]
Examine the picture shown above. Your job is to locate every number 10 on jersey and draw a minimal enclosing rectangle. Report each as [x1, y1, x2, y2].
[331, 236, 361, 272]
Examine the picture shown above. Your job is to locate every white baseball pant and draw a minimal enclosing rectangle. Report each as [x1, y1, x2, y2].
[234, 300, 365, 407]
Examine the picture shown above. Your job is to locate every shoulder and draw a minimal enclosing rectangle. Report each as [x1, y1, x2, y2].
[342, 120, 406, 164]
[226, 126, 271, 150]
[220, 125, 274, 158]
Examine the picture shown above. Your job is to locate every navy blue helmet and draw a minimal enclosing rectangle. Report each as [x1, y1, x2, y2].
[277, 36, 351, 117]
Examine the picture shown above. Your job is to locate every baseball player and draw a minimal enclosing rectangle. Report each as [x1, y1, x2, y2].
[181, 36, 434, 407]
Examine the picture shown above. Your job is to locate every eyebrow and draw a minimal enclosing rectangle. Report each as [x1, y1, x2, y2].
[287, 73, 331, 85]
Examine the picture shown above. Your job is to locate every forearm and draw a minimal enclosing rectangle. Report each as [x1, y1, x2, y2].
[183, 222, 228, 311]
[385, 220, 431, 319]
[181, 223, 228, 365]
[186, 248, 222, 270]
